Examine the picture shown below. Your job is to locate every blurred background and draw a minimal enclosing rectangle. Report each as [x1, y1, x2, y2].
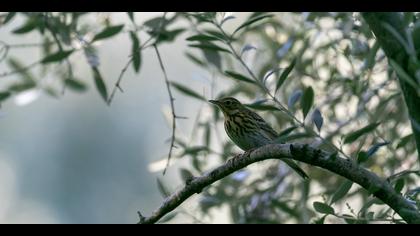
[0, 12, 232, 223]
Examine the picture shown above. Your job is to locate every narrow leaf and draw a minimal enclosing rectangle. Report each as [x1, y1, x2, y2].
[275, 58, 296, 92]
[0, 91, 11, 102]
[366, 142, 390, 158]
[41, 50, 74, 64]
[357, 151, 369, 164]
[65, 79, 87, 92]
[3, 12, 16, 25]
[170, 82, 206, 101]
[313, 201, 335, 215]
[188, 43, 231, 54]
[186, 34, 220, 42]
[233, 14, 273, 35]
[288, 89, 302, 108]
[343, 122, 380, 144]
[225, 71, 256, 84]
[92, 25, 124, 42]
[396, 134, 414, 149]
[92, 67, 108, 102]
[394, 178, 405, 193]
[278, 126, 298, 137]
[179, 168, 194, 182]
[330, 180, 353, 204]
[127, 12, 135, 23]
[311, 108, 323, 132]
[389, 59, 420, 96]
[301, 86, 314, 120]
[129, 31, 141, 73]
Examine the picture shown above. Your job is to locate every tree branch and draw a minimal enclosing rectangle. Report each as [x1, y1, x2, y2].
[138, 143, 420, 224]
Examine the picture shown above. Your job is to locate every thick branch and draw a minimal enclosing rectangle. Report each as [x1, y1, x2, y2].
[139, 143, 420, 224]
[362, 12, 420, 159]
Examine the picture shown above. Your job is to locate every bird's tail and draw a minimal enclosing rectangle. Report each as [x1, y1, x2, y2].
[282, 159, 309, 180]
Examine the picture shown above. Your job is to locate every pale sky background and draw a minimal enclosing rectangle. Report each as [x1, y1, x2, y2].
[0, 12, 253, 223]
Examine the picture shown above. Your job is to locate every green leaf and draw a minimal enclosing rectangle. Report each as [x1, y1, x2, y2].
[12, 18, 39, 34]
[313, 202, 334, 214]
[41, 50, 74, 64]
[301, 86, 314, 120]
[357, 151, 369, 164]
[343, 122, 380, 144]
[313, 201, 335, 215]
[156, 178, 170, 198]
[225, 71, 256, 84]
[65, 78, 87, 92]
[129, 31, 141, 73]
[92, 67, 108, 102]
[127, 12, 135, 23]
[396, 134, 414, 149]
[389, 59, 420, 96]
[330, 180, 353, 204]
[275, 58, 296, 92]
[3, 12, 16, 25]
[185, 52, 206, 67]
[170, 82, 206, 101]
[8, 82, 36, 92]
[233, 14, 273, 35]
[278, 126, 298, 137]
[92, 24, 124, 42]
[245, 103, 280, 111]
[0, 91, 11, 102]
[364, 41, 380, 70]
[311, 108, 323, 132]
[186, 34, 221, 42]
[288, 89, 302, 109]
[394, 178, 405, 193]
[158, 212, 177, 223]
[188, 43, 231, 54]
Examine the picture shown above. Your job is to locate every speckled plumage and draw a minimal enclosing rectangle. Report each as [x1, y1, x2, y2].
[209, 97, 308, 179]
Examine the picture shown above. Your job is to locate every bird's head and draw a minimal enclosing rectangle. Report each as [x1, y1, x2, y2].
[209, 97, 244, 116]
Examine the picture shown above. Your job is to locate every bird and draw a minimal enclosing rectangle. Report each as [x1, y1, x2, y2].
[209, 97, 309, 179]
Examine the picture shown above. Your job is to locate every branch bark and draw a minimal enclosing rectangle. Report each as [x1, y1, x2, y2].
[362, 12, 420, 160]
[138, 143, 420, 224]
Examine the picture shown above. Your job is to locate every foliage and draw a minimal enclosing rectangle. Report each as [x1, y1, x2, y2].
[0, 12, 419, 224]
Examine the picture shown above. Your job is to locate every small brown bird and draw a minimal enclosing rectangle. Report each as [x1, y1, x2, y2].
[209, 97, 308, 179]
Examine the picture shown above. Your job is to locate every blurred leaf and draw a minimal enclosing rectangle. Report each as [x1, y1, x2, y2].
[92, 24, 124, 42]
[343, 122, 380, 144]
[0, 91, 11, 102]
[396, 134, 414, 149]
[156, 178, 170, 198]
[330, 180, 353, 204]
[129, 31, 142, 73]
[275, 58, 296, 92]
[357, 151, 368, 164]
[127, 12, 135, 23]
[288, 89, 302, 109]
[271, 200, 299, 218]
[313, 201, 335, 215]
[188, 43, 231, 54]
[364, 41, 380, 70]
[233, 14, 273, 35]
[342, 214, 357, 224]
[65, 78, 88, 92]
[12, 17, 40, 34]
[313, 215, 326, 224]
[301, 86, 314, 120]
[278, 126, 298, 137]
[225, 71, 256, 84]
[3, 12, 16, 25]
[7, 58, 35, 82]
[156, 28, 185, 44]
[394, 178, 405, 193]
[180, 168, 194, 182]
[311, 108, 323, 132]
[170, 81, 206, 101]
[41, 50, 74, 64]
[366, 142, 390, 158]
[8, 82, 36, 92]
[389, 59, 420, 96]
[245, 103, 280, 111]
[185, 52, 206, 67]
[204, 123, 211, 147]
[92, 67, 108, 102]
[275, 132, 313, 143]
[186, 34, 220, 42]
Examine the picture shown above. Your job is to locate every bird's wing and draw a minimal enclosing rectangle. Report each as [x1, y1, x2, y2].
[245, 109, 279, 140]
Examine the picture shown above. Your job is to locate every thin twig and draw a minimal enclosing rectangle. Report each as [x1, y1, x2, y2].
[154, 44, 178, 176]
[107, 12, 168, 105]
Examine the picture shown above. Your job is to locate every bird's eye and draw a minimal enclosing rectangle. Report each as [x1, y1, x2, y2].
[225, 100, 232, 106]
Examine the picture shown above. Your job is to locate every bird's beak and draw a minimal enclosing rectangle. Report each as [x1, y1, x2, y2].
[208, 100, 219, 105]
